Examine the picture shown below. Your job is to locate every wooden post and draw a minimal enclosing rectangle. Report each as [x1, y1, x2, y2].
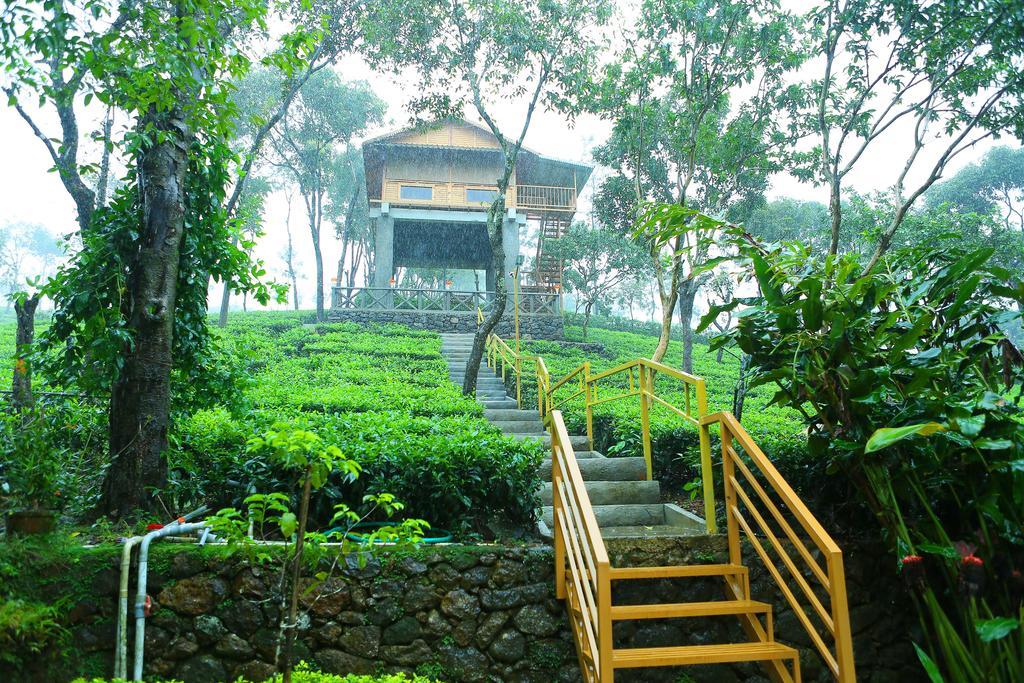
[829, 553, 857, 682]
[584, 362, 594, 451]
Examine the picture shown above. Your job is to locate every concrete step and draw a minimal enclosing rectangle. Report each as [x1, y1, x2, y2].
[598, 525, 706, 539]
[540, 480, 661, 506]
[480, 398, 518, 409]
[490, 419, 545, 434]
[451, 379, 505, 389]
[517, 433, 590, 449]
[539, 456, 645, 481]
[541, 503, 666, 528]
[477, 389, 512, 399]
[484, 408, 542, 421]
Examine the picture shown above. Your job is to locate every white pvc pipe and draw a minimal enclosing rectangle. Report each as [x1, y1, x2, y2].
[132, 521, 208, 681]
[115, 535, 145, 679]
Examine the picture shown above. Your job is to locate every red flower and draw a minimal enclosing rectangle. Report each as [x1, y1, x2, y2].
[900, 554, 925, 588]
[956, 542, 985, 597]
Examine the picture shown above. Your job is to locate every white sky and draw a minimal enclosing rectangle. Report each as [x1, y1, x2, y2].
[0, 0, 1016, 314]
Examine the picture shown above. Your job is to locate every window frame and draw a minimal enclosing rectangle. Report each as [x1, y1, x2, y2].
[465, 187, 497, 204]
[399, 184, 434, 201]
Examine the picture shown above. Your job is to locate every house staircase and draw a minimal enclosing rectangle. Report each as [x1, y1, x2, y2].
[440, 332, 856, 683]
[527, 212, 571, 292]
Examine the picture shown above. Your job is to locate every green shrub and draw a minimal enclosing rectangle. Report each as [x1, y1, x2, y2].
[166, 316, 543, 533]
[71, 660, 437, 682]
[0, 599, 69, 674]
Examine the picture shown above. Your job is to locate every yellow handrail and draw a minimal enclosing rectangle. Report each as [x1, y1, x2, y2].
[485, 331, 716, 534]
[550, 410, 612, 681]
[701, 411, 856, 682]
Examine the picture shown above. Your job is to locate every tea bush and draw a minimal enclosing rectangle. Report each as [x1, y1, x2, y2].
[168, 317, 542, 533]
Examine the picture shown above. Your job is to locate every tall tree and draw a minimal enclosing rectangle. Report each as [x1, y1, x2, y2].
[548, 220, 648, 339]
[271, 72, 384, 321]
[744, 198, 835, 251]
[2, 0, 297, 516]
[926, 145, 1024, 231]
[806, 0, 1024, 269]
[591, 0, 801, 368]
[364, 0, 611, 395]
[281, 188, 302, 310]
[328, 147, 369, 293]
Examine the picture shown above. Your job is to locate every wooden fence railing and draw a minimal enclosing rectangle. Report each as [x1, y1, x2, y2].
[703, 411, 856, 681]
[331, 287, 559, 315]
[515, 184, 577, 211]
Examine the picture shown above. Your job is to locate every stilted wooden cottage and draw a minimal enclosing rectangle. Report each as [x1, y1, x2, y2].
[330, 119, 592, 337]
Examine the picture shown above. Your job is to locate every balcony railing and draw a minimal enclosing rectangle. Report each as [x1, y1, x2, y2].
[331, 286, 560, 315]
[515, 184, 576, 211]
[369, 181, 577, 212]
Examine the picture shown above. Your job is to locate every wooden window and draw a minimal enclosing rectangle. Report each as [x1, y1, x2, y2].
[400, 185, 433, 200]
[466, 188, 496, 203]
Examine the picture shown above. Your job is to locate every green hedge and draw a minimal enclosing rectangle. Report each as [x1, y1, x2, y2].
[168, 317, 543, 533]
[71, 661, 435, 682]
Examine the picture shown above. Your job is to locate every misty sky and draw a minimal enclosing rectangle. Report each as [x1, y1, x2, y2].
[0, 2, 1016, 314]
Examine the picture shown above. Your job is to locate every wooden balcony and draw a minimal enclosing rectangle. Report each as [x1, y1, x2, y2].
[371, 179, 577, 213]
[515, 184, 576, 212]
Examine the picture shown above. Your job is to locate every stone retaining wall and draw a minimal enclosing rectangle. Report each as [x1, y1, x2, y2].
[326, 309, 565, 340]
[58, 539, 921, 683]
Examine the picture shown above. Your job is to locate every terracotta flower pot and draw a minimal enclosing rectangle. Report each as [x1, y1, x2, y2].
[6, 509, 57, 535]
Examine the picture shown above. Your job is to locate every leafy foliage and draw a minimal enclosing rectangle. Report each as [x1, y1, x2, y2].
[702, 234, 1024, 681]
[167, 317, 543, 534]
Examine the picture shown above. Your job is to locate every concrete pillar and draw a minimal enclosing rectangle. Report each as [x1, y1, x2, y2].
[502, 209, 521, 295]
[485, 266, 496, 297]
[372, 211, 394, 290]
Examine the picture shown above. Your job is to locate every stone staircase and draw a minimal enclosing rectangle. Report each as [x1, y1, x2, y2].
[441, 333, 705, 540]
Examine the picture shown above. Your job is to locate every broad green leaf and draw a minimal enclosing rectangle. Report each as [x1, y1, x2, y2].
[917, 543, 957, 559]
[913, 643, 945, 683]
[752, 253, 784, 306]
[973, 438, 1013, 451]
[279, 512, 297, 538]
[974, 617, 1019, 643]
[865, 423, 945, 453]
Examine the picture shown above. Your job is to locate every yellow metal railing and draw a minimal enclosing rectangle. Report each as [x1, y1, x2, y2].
[485, 332, 856, 682]
[702, 411, 856, 682]
[485, 332, 716, 534]
[550, 409, 612, 681]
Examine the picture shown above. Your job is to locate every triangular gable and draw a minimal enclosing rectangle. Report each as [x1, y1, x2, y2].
[386, 120, 500, 150]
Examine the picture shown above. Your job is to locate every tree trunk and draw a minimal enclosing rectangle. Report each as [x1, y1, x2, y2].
[309, 192, 325, 321]
[100, 112, 189, 518]
[279, 466, 313, 682]
[313, 238, 324, 320]
[217, 235, 239, 327]
[828, 178, 842, 256]
[12, 294, 41, 412]
[463, 202, 507, 396]
[582, 300, 593, 341]
[732, 354, 750, 422]
[677, 279, 697, 373]
[652, 283, 679, 362]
